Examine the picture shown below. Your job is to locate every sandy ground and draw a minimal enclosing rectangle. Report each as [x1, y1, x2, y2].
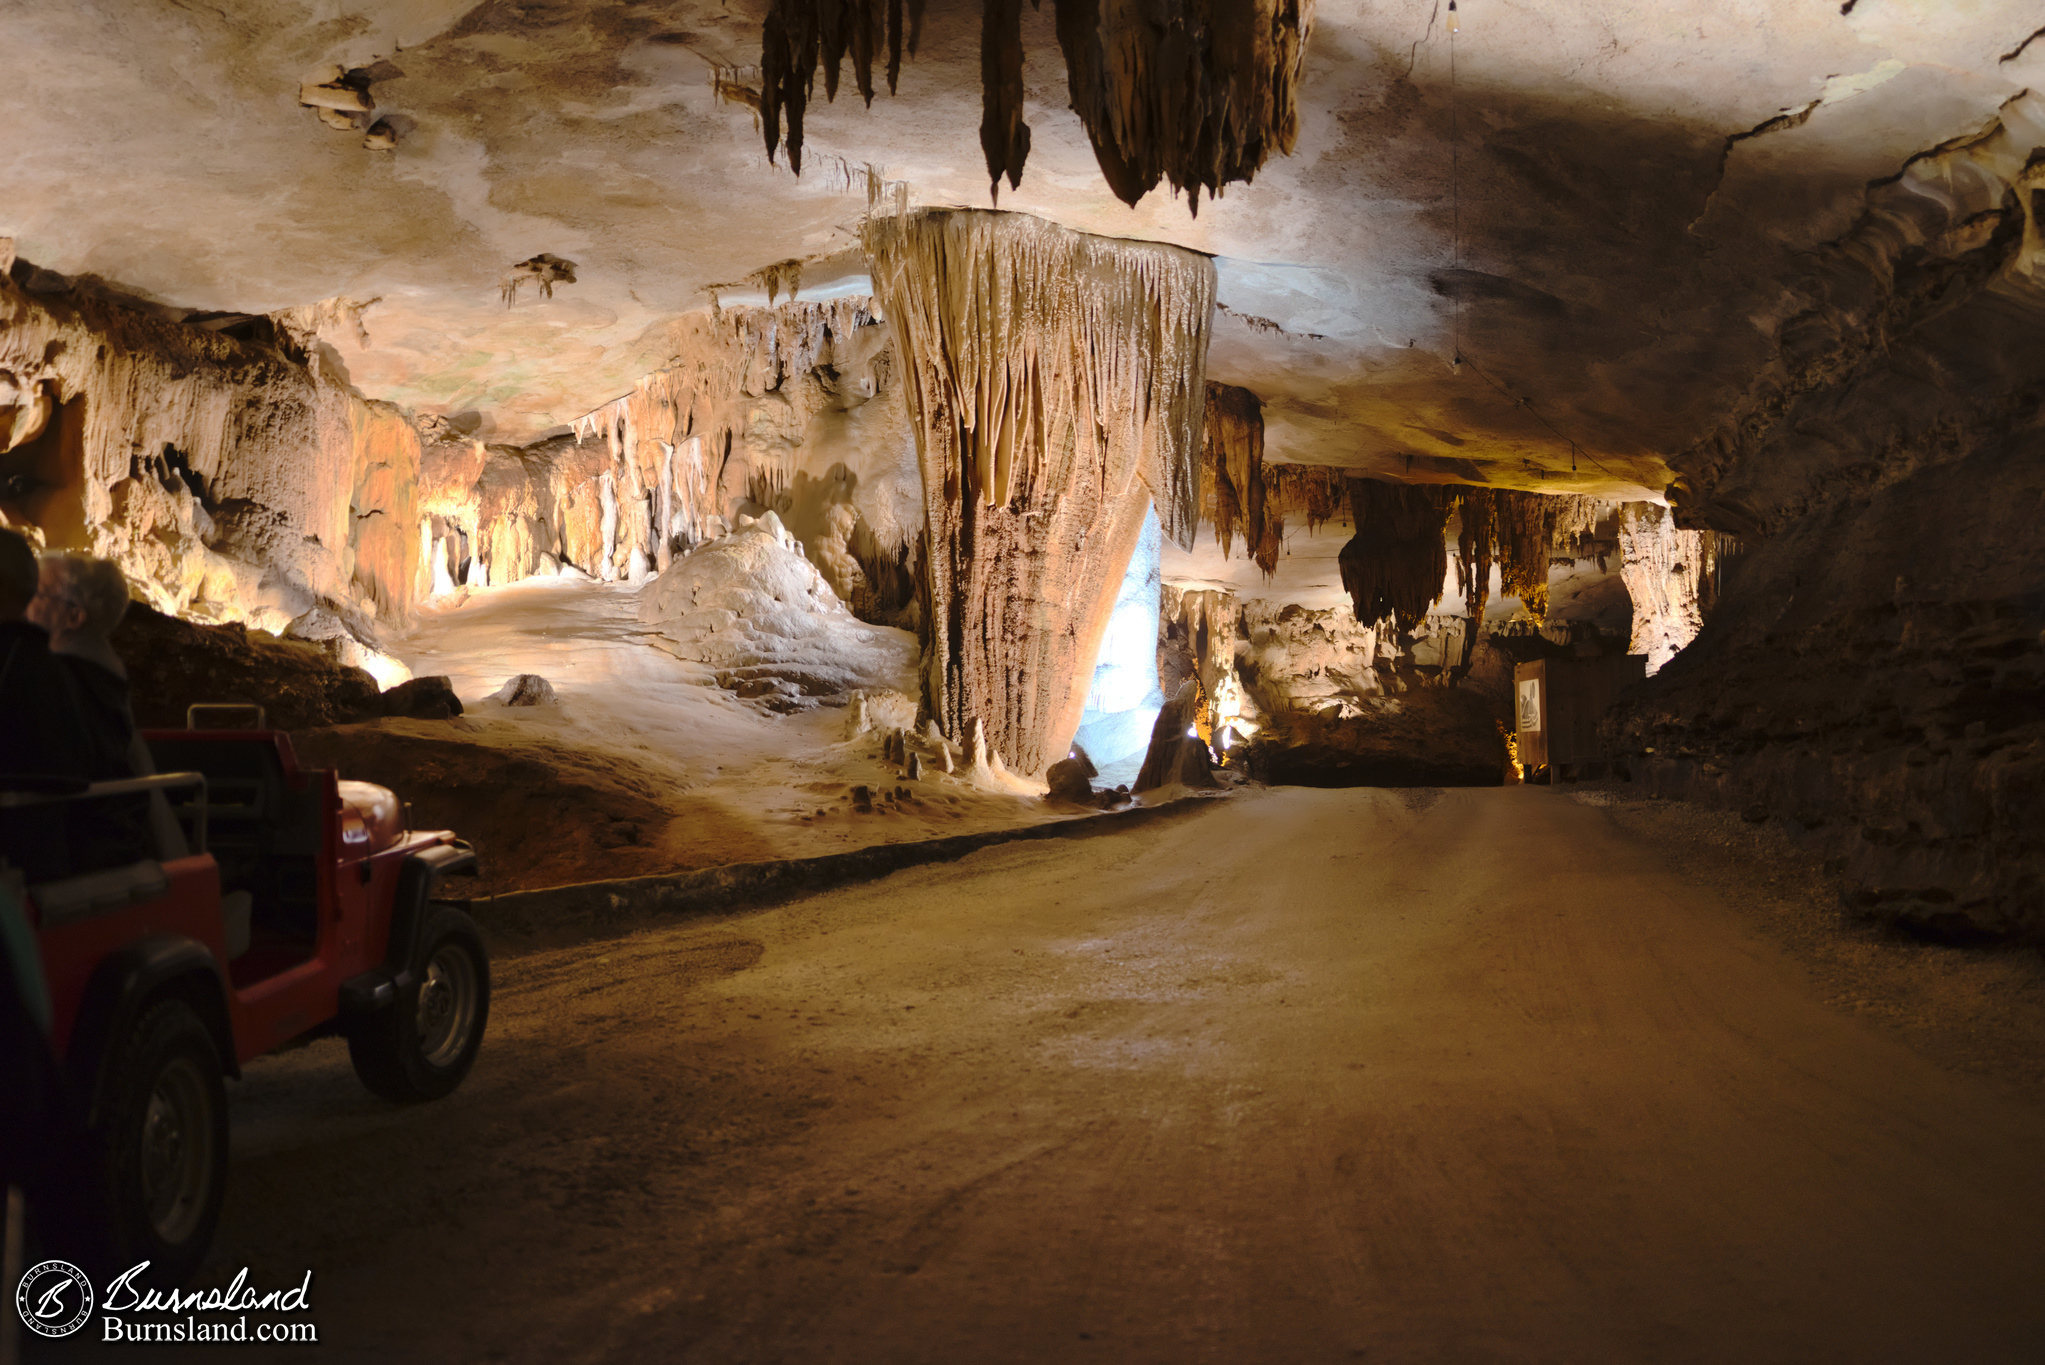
[292, 577, 1094, 895]
[87, 784, 2045, 1363]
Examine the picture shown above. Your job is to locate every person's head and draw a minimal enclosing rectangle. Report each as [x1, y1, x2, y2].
[0, 529, 37, 622]
[27, 552, 131, 648]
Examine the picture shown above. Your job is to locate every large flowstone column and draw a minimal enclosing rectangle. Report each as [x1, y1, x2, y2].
[864, 209, 1214, 774]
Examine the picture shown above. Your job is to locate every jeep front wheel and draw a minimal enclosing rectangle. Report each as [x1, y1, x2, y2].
[101, 997, 229, 1284]
[348, 906, 490, 1103]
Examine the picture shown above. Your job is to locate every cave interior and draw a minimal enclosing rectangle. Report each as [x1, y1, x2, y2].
[4, 0, 2045, 1353]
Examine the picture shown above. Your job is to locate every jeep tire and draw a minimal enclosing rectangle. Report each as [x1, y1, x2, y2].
[100, 997, 230, 1284]
[348, 906, 490, 1103]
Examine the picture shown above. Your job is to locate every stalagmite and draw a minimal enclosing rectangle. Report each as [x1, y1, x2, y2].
[863, 207, 1215, 773]
[1133, 681, 1217, 793]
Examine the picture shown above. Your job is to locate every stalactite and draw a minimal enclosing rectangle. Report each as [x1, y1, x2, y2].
[760, 0, 1311, 212]
[1455, 489, 1494, 666]
[1494, 490, 1558, 621]
[1260, 464, 1347, 571]
[1336, 477, 1450, 632]
[1443, 488, 1607, 624]
[862, 208, 1212, 539]
[980, 0, 1030, 199]
[863, 207, 1215, 773]
[762, 0, 925, 174]
[1201, 382, 1264, 565]
[1053, 0, 1316, 213]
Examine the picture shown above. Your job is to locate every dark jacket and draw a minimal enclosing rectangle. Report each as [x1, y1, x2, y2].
[56, 653, 138, 782]
[0, 621, 96, 779]
[0, 621, 98, 883]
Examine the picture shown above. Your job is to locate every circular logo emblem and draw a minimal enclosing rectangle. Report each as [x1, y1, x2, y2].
[15, 1259, 94, 1339]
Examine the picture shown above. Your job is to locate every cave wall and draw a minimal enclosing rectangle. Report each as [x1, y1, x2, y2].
[0, 264, 420, 633]
[414, 297, 920, 607]
[1611, 91, 2045, 937]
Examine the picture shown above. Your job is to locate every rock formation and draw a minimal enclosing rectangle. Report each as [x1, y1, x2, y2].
[636, 513, 919, 709]
[1052, 0, 1315, 213]
[759, 0, 1313, 211]
[415, 297, 919, 607]
[1337, 480, 1453, 633]
[1616, 503, 1728, 674]
[1607, 88, 2045, 937]
[864, 208, 1215, 774]
[0, 266, 422, 636]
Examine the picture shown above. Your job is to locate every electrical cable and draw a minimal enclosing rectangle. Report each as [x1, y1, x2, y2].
[1441, 0, 1629, 491]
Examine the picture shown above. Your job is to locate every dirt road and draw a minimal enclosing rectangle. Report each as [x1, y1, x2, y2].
[179, 787, 2045, 1361]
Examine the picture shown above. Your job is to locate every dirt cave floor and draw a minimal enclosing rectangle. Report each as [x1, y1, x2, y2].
[78, 784, 2045, 1364]
[295, 577, 1093, 897]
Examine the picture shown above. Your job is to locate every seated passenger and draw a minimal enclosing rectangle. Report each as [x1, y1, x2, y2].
[29, 552, 185, 862]
[0, 529, 95, 883]
[30, 552, 140, 780]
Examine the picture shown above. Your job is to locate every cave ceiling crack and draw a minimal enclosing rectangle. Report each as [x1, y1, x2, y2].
[1688, 99, 1823, 234]
[1999, 25, 2045, 64]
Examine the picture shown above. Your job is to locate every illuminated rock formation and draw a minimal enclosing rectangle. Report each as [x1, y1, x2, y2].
[414, 298, 918, 605]
[1072, 506, 1165, 783]
[1616, 503, 1726, 674]
[864, 208, 1215, 774]
[636, 513, 919, 708]
[0, 271, 421, 635]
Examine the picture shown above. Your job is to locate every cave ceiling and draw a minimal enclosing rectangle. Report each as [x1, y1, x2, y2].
[3, 0, 2039, 499]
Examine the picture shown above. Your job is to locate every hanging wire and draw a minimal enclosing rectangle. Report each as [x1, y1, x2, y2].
[1442, 0, 1629, 490]
[1448, 0, 1462, 371]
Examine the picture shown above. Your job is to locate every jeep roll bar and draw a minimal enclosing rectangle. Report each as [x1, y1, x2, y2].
[0, 772, 211, 853]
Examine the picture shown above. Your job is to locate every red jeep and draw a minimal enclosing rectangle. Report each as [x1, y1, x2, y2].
[11, 708, 487, 1281]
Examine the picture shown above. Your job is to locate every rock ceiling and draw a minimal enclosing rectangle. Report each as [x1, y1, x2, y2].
[4, 0, 2040, 498]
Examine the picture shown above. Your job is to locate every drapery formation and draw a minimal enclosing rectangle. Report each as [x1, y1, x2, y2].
[761, 0, 1313, 210]
[1339, 480, 1607, 633]
[1198, 382, 1346, 575]
[863, 208, 1215, 773]
[1053, 0, 1314, 212]
[1337, 479, 1453, 633]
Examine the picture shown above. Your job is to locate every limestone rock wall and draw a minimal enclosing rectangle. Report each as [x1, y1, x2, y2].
[0, 267, 420, 633]
[1610, 91, 2045, 938]
[413, 298, 920, 604]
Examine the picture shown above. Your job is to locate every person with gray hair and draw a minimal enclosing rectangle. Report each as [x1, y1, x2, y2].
[29, 551, 139, 783]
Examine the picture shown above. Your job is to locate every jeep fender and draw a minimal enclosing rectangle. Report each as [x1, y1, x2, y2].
[385, 842, 479, 973]
[65, 934, 236, 1126]
[341, 843, 477, 1018]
